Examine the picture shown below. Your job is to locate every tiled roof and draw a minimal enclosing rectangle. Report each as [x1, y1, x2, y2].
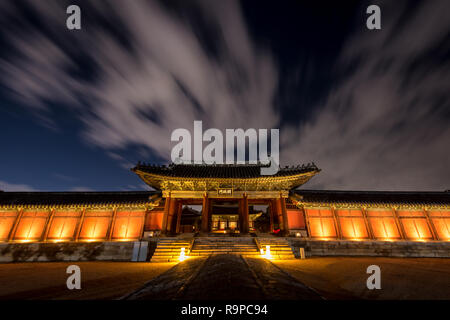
[293, 190, 450, 205]
[0, 191, 159, 206]
[0, 190, 448, 207]
[132, 162, 320, 178]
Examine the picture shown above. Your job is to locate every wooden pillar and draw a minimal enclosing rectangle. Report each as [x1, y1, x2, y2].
[161, 196, 171, 234]
[280, 196, 289, 234]
[241, 194, 249, 234]
[271, 199, 279, 229]
[274, 198, 283, 231]
[201, 193, 209, 232]
[166, 198, 178, 233]
[238, 198, 243, 230]
[268, 201, 274, 232]
[176, 201, 183, 234]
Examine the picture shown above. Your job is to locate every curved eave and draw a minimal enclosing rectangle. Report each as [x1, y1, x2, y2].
[134, 169, 320, 191]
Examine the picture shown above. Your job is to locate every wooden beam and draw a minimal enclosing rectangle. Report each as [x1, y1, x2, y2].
[74, 208, 86, 241]
[161, 196, 171, 234]
[241, 193, 249, 233]
[176, 201, 183, 234]
[268, 201, 274, 232]
[362, 207, 374, 239]
[392, 208, 406, 240]
[332, 207, 342, 239]
[280, 196, 289, 233]
[42, 208, 55, 242]
[424, 208, 439, 240]
[8, 208, 24, 241]
[201, 193, 209, 232]
[107, 207, 118, 240]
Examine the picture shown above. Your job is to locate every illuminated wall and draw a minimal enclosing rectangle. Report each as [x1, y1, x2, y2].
[0, 205, 155, 242]
[13, 210, 50, 241]
[144, 210, 164, 230]
[335, 209, 369, 239]
[286, 209, 305, 229]
[111, 210, 145, 240]
[78, 209, 113, 240]
[46, 210, 82, 241]
[428, 210, 450, 241]
[366, 209, 401, 240]
[301, 207, 450, 241]
[0, 210, 18, 241]
[397, 210, 433, 240]
[305, 208, 337, 239]
[0, 204, 448, 243]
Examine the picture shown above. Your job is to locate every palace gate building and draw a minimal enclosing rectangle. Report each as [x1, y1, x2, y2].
[0, 162, 449, 244]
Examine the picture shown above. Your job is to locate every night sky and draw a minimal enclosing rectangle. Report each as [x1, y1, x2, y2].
[0, 0, 449, 192]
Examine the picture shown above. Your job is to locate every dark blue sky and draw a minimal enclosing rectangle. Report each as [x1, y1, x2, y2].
[0, 0, 449, 191]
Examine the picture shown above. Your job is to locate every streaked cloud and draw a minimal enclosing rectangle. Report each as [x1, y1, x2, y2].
[0, 0, 448, 191]
[282, 0, 450, 191]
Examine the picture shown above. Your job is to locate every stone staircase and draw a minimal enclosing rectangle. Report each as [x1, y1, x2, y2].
[189, 237, 260, 257]
[150, 237, 296, 262]
[150, 238, 191, 262]
[256, 238, 296, 260]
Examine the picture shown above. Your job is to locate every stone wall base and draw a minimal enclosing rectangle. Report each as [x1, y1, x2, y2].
[0, 241, 157, 263]
[288, 239, 450, 258]
[1, 239, 448, 262]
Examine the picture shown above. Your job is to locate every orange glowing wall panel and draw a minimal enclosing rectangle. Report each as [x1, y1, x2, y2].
[46, 210, 82, 241]
[366, 209, 401, 239]
[78, 210, 113, 240]
[397, 210, 433, 240]
[13, 210, 50, 241]
[305, 208, 337, 238]
[287, 210, 305, 229]
[111, 210, 145, 240]
[0, 210, 18, 241]
[428, 210, 450, 241]
[144, 211, 164, 230]
[335, 209, 369, 239]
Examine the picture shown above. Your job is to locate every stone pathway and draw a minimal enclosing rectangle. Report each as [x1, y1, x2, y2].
[123, 254, 323, 300]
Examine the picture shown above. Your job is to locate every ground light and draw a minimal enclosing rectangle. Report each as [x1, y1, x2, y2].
[179, 247, 187, 262]
[259, 245, 273, 259]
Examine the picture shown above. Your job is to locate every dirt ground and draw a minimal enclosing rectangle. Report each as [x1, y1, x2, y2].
[0, 261, 175, 299]
[273, 257, 450, 300]
[0, 257, 448, 300]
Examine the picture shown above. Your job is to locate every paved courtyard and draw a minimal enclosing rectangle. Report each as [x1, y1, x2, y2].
[0, 256, 448, 300]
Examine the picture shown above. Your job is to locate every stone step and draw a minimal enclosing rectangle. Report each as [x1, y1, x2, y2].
[154, 250, 188, 254]
[193, 246, 256, 248]
[157, 243, 190, 246]
[152, 254, 180, 258]
[150, 258, 179, 262]
[151, 239, 193, 262]
[191, 250, 257, 253]
[154, 246, 190, 249]
[190, 252, 261, 256]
